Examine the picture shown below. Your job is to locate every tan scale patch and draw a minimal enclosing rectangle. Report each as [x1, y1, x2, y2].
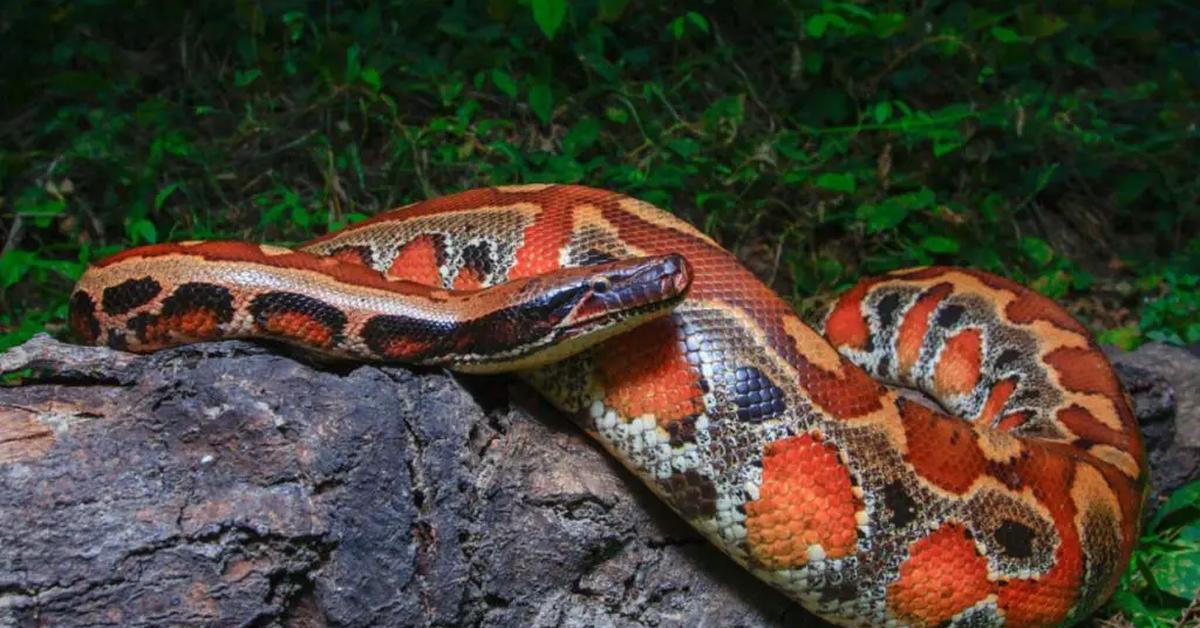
[1056, 391, 1126, 432]
[496, 183, 554, 193]
[258, 245, 293, 256]
[1070, 462, 1123, 537]
[1087, 445, 1140, 479]
[976, 428, 1025, 463]
[617, 198, 718, 246]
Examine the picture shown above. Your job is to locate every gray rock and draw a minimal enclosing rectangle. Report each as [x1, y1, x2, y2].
[0, 335, 801, 627]
[1109, 342, 1200, 508]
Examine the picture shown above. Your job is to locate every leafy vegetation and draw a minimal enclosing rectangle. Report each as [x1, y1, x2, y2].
[1, 1, 1197, 623]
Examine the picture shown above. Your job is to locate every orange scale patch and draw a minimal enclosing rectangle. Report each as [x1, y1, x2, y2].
[452, 266, 486, 290]
[979, 378, 1016, 424]
[900, 399, 986, 494]
[387, 236, 443, 285]
[897, 283, 953, 377]
[824, 281, 874, 350]
[744, 432, 861, 570]
[374, 337, 436, 360]
[933, 328, 982, 398]
[887, 523, 994, 626]
[597, 318, 704, 426]
[138, 310, 223, 347]
[997, 545, 1082, 626]
[996, 410, 1029, 432]
[260, 311, 336, 347]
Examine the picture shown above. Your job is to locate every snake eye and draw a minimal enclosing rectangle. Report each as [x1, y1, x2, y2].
[591, 278, 610, 293]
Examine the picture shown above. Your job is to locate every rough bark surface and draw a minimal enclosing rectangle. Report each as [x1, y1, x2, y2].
[0, 334, 1196, 627]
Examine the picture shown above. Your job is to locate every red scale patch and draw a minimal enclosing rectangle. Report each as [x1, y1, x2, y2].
[597, 318, 704, 427]
[260, 312, 336, 348]
[888, 523, 993, 626]
[388, 235, 444, 285]
[744, 432, 861, 569]
[900, 399, 986, 494]
[897, 284, 953, 377]
[933, 328, 982, 398]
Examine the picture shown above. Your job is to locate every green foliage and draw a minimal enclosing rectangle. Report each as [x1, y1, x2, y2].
[0, 2, 1197, 623]
[1107, 480, 1200, 626]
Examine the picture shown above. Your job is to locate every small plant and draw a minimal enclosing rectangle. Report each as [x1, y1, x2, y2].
[1106, 480, 1200, 627]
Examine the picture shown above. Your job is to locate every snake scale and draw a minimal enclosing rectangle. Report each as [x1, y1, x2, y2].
[69, 184, 1145, 627]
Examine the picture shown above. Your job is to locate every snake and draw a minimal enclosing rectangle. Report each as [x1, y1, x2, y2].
[68, 184, 1145, 627]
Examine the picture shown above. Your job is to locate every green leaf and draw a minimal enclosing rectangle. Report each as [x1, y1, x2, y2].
[234, 69, 262, 87]
[857, 202, 906, 233]
[1098, 326, 1141, 351]
[0, 250, 36, 290]
[491, 69, 517, 98]
[528, 82, 553, 124]
[345, 44, 361, 81]
[360, 67, 382, 92]
[920, 236, 960, 254]
[814, 172, 856, 193]
[1152, 545, 1200, 600]
[154, 183, 180, 210]
[872, 101, 892, 124]
[806, 14, 829, 38]
[1150, 480, 1200, 531]
[562, 118, 600, 155]
[531, 0, 567, 40]
[129, 218, 158, 245]
[991, 26, 1023, 44]
[1020, 237, 1054, 267]
[686, 11, 709, 34]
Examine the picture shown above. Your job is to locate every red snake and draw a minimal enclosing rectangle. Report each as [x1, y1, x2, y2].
[69, 184, 1145, 627]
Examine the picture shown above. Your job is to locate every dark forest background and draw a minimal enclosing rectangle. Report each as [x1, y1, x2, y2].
[0, 1, 1197, 623]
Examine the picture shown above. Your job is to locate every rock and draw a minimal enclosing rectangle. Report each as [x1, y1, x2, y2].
[1108, 342, 1200, 508]
[0, 335, 802, 627]
[0, 335, 1194, 627]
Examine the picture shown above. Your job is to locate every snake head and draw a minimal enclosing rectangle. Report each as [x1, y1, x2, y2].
[450, 253, 693, 372]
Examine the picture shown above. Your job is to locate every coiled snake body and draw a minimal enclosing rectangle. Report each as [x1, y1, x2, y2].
[70, 185, 1145, 627]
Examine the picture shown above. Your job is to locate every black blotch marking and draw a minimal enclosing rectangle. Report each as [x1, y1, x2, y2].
[875, 352, 891, 377]
[818, 581, 859, 603]
[102, 277, 162, 315]
[883, 481, 917, 527]
[107, 331, 129, 351]
[1014, 388, 1041, 403]
[730, 365, 786, 422]
[1074, 438, 1096, 450]
[661, 469, 718, 518]
[361, 314, 451, 358]
[249, 292, 348, 344]
[68, 290, 100, 342]
[160, 282, 235, 322]
[876, 292, 902, 328]
[125, 312, 156, 341]
[936, 304, 965, 329]
[666, 415, 698, 447]
[994, 349, 1021, 371]
[460, 241, 495, 277]
[576, 248, 617, 265]
[993, 520, 1036, 559]
[329, 245, 376, 267]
